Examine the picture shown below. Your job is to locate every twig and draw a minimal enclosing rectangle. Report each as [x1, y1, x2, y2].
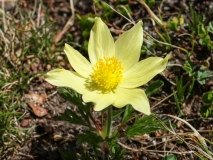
[118, 141, 194, 155]
[101, 2, 134, 24]
[163, 114, 207, 148]
[47, 90, 58, 98]
[151, 92, 175, 110]
[144, 31, 188, 54]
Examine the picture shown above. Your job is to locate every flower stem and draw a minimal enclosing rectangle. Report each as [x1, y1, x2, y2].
[103, 106, 112, 160]
[89, 107, 101, 133]
[106, 105, 112, 138]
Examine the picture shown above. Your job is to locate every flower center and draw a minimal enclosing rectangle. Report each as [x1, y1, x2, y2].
[91, 57, 123, 92]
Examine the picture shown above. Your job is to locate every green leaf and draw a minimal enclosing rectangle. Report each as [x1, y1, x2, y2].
[83, 40, 89, 52]
[162, 154, 177, 160]
[76, 14, 94, 37]
[124, 115, 163, 137]
[55, 109, 89, 127]
[58, 87, 81, 106]
[189, 4, 199, 31]
[77, 130, 103, 159]
[198, 24, 207, 38]
[145, 80, 164, 97]
[168, 18, 178, 31]
[207, 21, 213, 33]
[200, 105, 212, 118]
[186, 76, 195, 98]
[77, 130, 103, 146]
[199, 35, 211, 46]
[121, 105, 134, 124]
[173, 91, 184, 117]
[183, 60, 193, 75]
[144, 0, 155, 8]
[58, 87, 91, 125]
[196, 70, 211, 85]
[65, 33, 73, 42]
[109, 140, 126, 160]
[112, 109, 125, 120]
[202, 91, 213, 104]
[117, 4, 132, 17]
[60, 150, 78, 160]
[102, 2, 114, 21]
[175, 76, 189, 102]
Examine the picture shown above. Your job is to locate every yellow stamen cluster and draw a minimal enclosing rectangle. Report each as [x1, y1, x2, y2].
[91, 57, 123, 92]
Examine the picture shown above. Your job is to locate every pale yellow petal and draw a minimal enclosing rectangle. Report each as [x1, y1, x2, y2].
[115, 21, 143, 70]
[64, 43, 92, 77]
[88, 17, 115, 64]
[82, 91, 116, 111]
[45, 69, 88, 94]
[120, 55, 169, 88]
[113, 87, 150, 115]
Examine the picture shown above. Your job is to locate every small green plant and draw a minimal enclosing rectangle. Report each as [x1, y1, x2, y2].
[45, 17, 169, 159]
[189, 4, 206, 33]
[167, 16, 184, 31]
[197, 22, 213, 49]
[200, 91, 213, 118]
[173, 76, 190, 116]
[183, 60, 211, 85]
[189, 4, 213, 49]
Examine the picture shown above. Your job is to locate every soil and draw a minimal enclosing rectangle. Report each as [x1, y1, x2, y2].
[1, 0, 213, 160]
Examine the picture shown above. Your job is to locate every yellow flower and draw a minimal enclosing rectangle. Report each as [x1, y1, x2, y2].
[45, 17, 169, 115]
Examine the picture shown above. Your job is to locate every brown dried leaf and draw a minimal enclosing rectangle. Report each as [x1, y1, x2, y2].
[54, 31, 64, 44]
[25, 93, 47, 104]
[20, 119, 29, 127]
[28, 102, 48, 117]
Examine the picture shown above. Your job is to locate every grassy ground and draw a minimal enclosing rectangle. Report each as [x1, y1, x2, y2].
[0, 0, 213, 159]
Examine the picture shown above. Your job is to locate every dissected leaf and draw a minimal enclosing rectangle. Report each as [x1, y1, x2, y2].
[112, 109, 125, 120]
[58, 87, 81, 106]
[55, 109, 89, 127]
[77, 130, 103, 146]
[58, 87, 91, 125]
[125, 115, 163, 137]
[60, 150, 78, 160]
